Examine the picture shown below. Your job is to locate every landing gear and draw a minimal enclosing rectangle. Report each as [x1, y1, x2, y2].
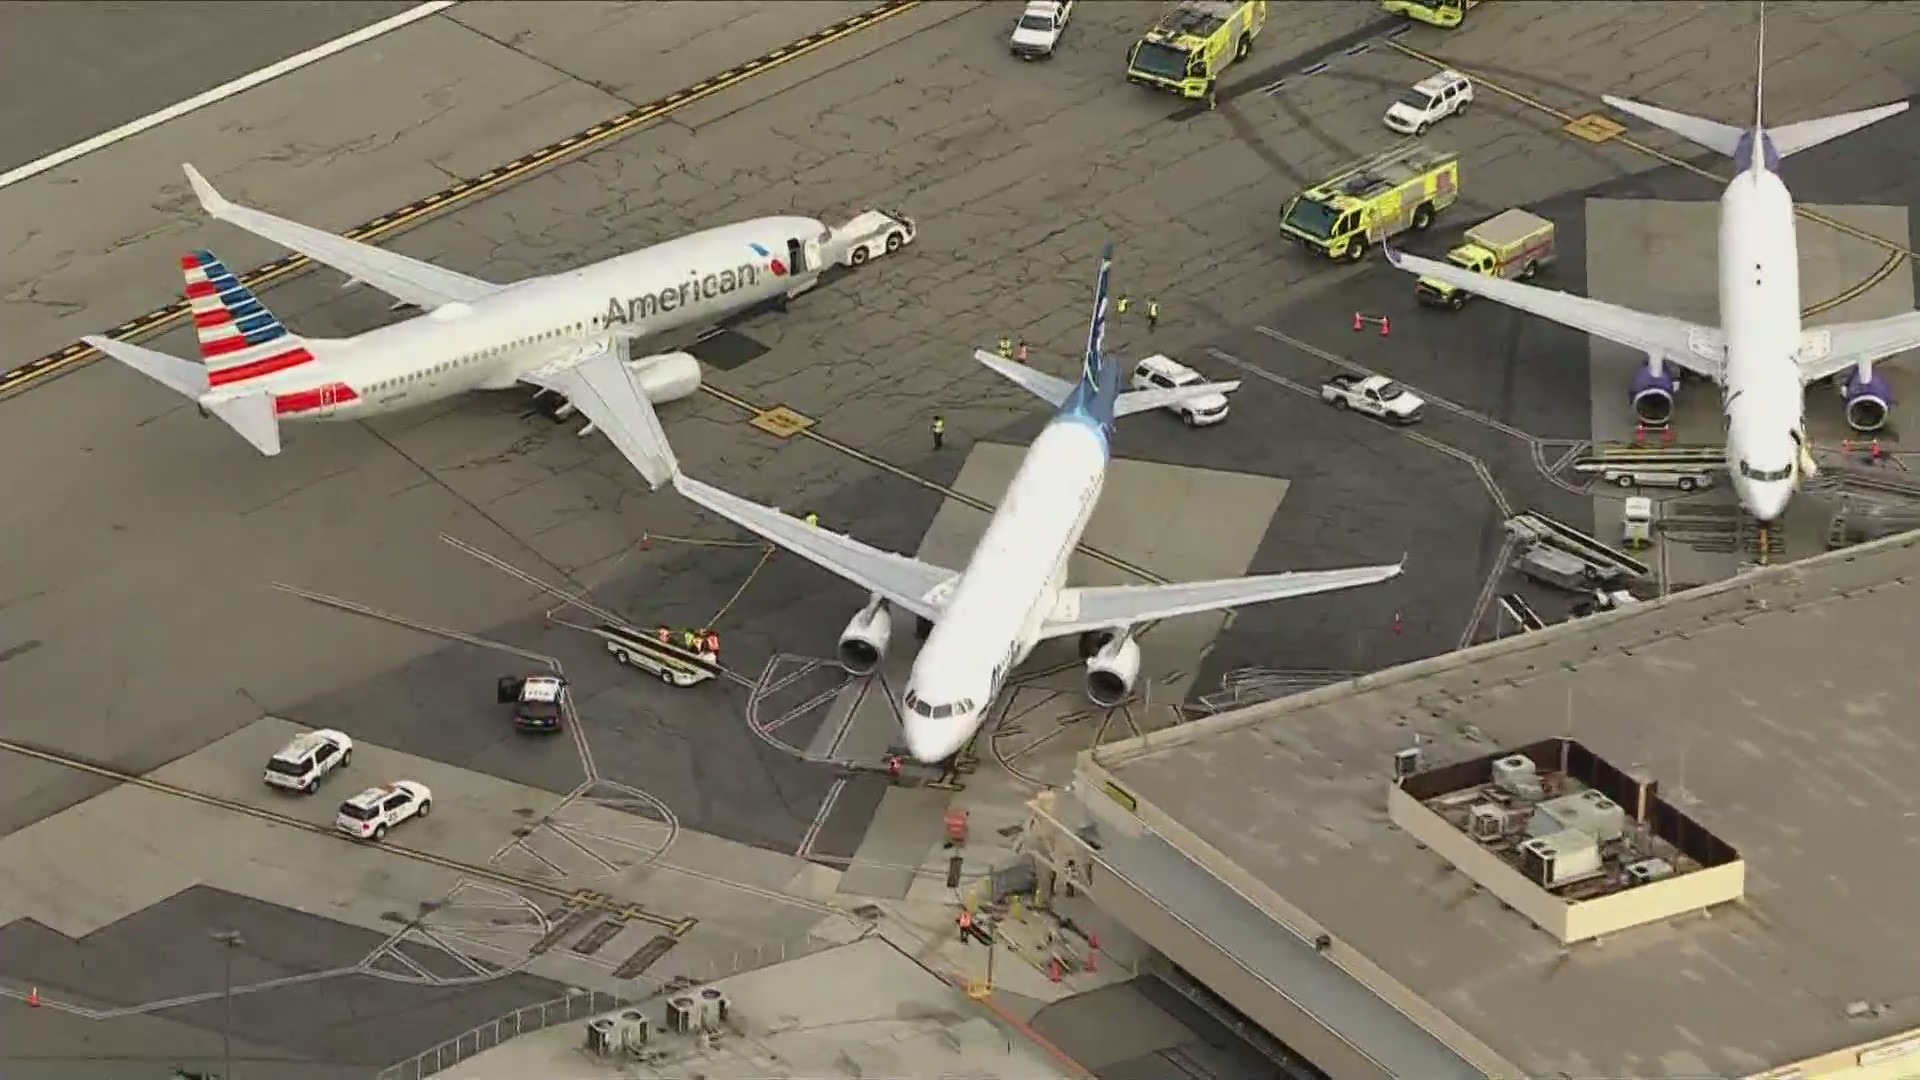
[1077, 630, 1113, 659]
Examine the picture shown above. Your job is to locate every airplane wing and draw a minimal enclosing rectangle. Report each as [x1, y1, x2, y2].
[183, 164, 501, 310]
[1795, 312, 1920, 383]
[1039, 562, 1405, 639]
[671, 476, 960, 624]
[521, 339, 678, 488]
[974, 350, 1074, 406]
[1384, 248, 1725, 381]
[1113, 382, 1241, 417]
[973, 350, 1240, 416]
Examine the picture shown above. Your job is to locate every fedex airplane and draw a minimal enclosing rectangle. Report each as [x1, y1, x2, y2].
[1388, 11, 1920, 525]
[597, 245, 1405, 762]
[87, 164, 835, 457]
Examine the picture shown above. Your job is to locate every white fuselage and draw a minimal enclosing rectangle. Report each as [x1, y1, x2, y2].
[212, 217, 828, 419]
[1717, 169, 1807, 523]
[899, 417, 1108, 761]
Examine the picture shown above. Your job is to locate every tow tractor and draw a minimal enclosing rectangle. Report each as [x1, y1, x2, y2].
[1281, 143, 1460, 262]
[1414, 208, 1556, 309]
[593, 622, 718, 688]
[832, 209, 917, 268]
[498, 674, 569, 732]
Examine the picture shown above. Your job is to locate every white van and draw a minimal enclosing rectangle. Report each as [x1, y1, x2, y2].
[263, 729, 353, 794]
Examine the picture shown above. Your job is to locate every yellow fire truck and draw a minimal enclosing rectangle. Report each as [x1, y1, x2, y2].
[1382, 0, 1479, 29]
[1279, 143, 1460, 262]
[1126, 0, 1267, 99]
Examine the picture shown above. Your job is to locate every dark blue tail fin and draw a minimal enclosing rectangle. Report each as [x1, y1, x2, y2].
[1078, 244, 1114, 391]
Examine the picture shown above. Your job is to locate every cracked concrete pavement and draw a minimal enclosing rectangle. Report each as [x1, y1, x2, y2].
[5, 1, 1920, 1074]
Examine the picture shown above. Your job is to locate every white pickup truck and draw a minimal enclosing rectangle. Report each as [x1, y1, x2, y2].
[1010, 0, 1073, 59]
[1321, 374, 1425, 423]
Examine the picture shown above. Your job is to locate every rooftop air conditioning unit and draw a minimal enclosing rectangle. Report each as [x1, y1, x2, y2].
[1468, 802, 1506, 842]
[698, 986, 731, 1029]
[585, 1017, 619, 1057]
[1529, 790, 1628, 844]
[618, 1009, 652, 1051]
[1626, 857, 1676, 885]
[666, 995, 698, 1035]
[1491, 754, 1541, 799]
[1519, 829, 1602, 888]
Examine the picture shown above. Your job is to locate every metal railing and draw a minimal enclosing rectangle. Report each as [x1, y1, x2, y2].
[375, 928, 861, 1079]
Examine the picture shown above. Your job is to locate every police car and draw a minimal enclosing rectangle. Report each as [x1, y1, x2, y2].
[336, 781, 432, 841]
[833, 209, 917, 268]
[263, 729, 353, 794]
[497, 674, 567, 733]
[1130, 355, 1232, 427]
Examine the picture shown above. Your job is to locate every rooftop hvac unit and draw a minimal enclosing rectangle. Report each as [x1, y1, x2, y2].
[1528, 790, 1627, 844]
[1467, 802, 1506, 843]
[585, 1016, 619, 1057]
[666, 995, 699, 1034]
[1491, 754, 1541, 799]
[617, 1009, 652, 1051]
[698, 986, 731, 1028]
[1518, 829, 1602, 888]
[1626, 857, 1676, 885]
[1393, 746, 1422, 781]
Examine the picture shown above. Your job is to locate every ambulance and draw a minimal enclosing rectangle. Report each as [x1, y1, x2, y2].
[1279, 143, 1460, 262]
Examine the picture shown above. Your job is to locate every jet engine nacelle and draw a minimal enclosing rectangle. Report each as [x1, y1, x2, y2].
[627, 351, 703, 405]
[1630, 366, 1678, 426]
[1085, 635, 1142, 708]
[1844, 369, 1893, 432]
[837, 603, 893, 676]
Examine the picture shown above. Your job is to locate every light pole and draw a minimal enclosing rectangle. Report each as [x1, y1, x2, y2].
[211, 931, 243, 1080]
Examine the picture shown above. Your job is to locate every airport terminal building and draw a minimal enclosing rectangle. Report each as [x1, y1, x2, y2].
[1025, 531, 1920, 1080]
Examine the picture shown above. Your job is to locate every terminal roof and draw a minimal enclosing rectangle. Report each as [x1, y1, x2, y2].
[1095, 533, 1920, 1077]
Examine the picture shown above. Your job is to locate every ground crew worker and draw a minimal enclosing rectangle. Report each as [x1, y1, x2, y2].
[1015, 341, 1029, 363]
[931, 414, 946, 450]
[681, 629, 701, 651]
[957, 908, 974, 942]
[1115, 296, 1129, 317]
[656, 626, 672, 644]
[703, 629, 721, 656]
[997, 336, 1013, 358]
[804, 511, 820, 528]
[1206, 79, 1219, 112]
[1147, 299, 1160, 331]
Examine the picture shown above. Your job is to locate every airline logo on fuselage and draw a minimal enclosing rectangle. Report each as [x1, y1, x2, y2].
[604, 260, 767, 326]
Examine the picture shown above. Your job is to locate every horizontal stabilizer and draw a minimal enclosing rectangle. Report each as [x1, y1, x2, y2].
[83, 335, 209, 400]
[206, 391, 282, 456]
[1769, 102, 1909, 157]
[1114, 381, 1240, 419]
[1601, 95, 1744, 157]
[974, 349, 1073, 407]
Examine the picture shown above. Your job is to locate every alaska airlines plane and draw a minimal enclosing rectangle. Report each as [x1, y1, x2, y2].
[87, 164, 835, 457]
[1388, 12, 1920, 525]
[588, 245, 1404, 762]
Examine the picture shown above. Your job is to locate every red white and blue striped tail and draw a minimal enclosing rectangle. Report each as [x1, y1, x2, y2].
[181, 249, 314, 387]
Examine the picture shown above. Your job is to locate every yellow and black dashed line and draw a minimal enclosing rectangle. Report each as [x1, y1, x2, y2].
[0, 0, 922, 400]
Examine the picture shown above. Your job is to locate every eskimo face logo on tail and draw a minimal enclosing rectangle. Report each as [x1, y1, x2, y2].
[749, 243, 789, 277]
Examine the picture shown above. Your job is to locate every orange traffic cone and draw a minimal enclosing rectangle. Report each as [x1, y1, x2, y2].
[640, 534, 652, 551]
[27, 987, 40, 1008]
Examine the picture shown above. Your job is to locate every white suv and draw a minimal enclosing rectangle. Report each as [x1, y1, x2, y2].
[263, 729, 352, 794]
[1131, 355, 1231, 427]
[336, 781, 432, 841]
[1383, 69, 1472, 135]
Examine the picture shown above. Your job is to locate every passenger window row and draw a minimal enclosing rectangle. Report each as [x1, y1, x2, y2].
[363, 319, 603, 394]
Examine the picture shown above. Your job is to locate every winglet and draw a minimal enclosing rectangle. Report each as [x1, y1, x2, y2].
[182, 164, 232, 215]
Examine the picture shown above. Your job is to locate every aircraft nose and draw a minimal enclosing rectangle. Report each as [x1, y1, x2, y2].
[902, 709, 975, 764]
[1749, 483, 1791, 526]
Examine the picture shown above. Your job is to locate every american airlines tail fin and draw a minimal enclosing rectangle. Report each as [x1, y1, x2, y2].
[82, 334, 283, 456]
[180, 249, 319, 389]
[1601, 5, 1907, 171]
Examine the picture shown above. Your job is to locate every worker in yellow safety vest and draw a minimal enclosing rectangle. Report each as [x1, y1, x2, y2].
[681, 629, 701, 651]
[1115, 296, 1129, 316]
[1147, 300, 1160, 330]
[931, 415, 946, 450]
[804, 511, 819, 528]
[997, 337, 1013, 358]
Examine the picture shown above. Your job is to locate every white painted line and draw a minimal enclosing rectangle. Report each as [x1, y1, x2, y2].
[0, 1, 459, 190]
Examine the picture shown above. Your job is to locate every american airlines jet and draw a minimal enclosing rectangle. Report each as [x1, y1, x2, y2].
[1388, 13, 1920, 526]
[88, 164, 836, 457]
[589, 245, 1405, 762]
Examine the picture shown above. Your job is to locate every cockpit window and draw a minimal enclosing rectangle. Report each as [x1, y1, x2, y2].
[1738, 460, 1793, 482]
[902, 692, 975, 719]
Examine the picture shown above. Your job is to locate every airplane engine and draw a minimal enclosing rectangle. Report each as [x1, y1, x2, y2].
[626, 351, 703, 406]
[837, 602, 893, 676]
[1085, 635, 1142, 708]
[1630, 366, 1678, 426]
[1844, 369, 1893, 432]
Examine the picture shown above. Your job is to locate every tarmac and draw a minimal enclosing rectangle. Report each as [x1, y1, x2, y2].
[9, 1, 1915, 1077]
